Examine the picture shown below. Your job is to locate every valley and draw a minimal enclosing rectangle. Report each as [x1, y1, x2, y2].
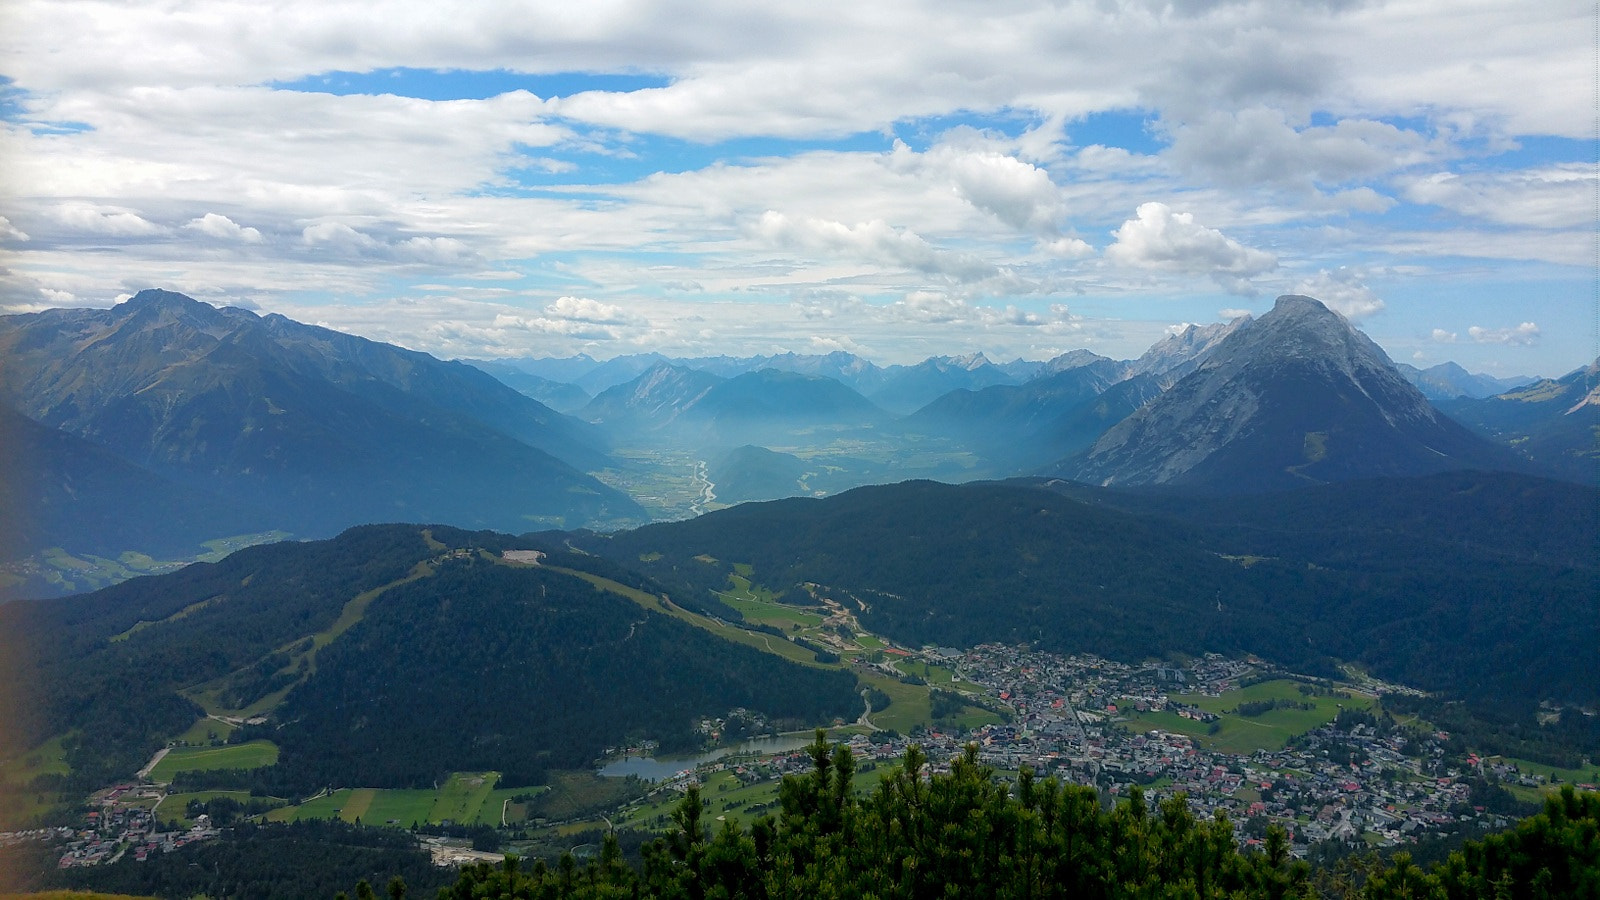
[0, 292, 1595, 897]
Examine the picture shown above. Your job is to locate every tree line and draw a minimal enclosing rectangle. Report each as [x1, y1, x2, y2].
[421, 733, 1599, 899]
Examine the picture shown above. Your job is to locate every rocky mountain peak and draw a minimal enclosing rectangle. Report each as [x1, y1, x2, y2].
[1056, 294, 1516, 490]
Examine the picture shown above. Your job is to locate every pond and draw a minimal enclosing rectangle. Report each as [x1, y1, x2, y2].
[597, 734, 814, 782]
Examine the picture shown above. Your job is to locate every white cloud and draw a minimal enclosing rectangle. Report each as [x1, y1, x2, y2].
[1431, 328, 1458, 343]
[184, 213, 263, 242]
[302, 221, 381, 252]
[0, 216, 30, 242]
[753, 211, 998, 282]
[1164, 106, 1428, 194]
[1040, 237, 1095, 258]
[1468, 322, 1539, 346]
[1293, 267, 1385, 320]
[544, 296, 644, 326]
[1401, 165, 1595, 228]
[52, 203, 165, 236]
[1105, 201, 1276, 292]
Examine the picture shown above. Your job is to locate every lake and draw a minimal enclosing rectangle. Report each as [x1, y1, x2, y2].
[597, 734, 814, 782]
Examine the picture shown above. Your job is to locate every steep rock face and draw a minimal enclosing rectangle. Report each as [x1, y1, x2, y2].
[0, 289, 641, 535]
[1125, 316, 1252, 380]
[581, 363, 725, 427]
[1058, 295, 1520, 490]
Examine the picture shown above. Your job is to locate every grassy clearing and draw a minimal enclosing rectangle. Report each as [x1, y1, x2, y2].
[156, 790, 283, 826]
[556, 568, 827, 670]
[615, 765, 890, 833]
[263, 774, 523, 827]
[1, 734, 73, 781]
[1487, 756, 1600, 787]
[528, 771, 647, 822]
[148, 740, 279, 782]
[429, 772, 499, 825]
[266, 789, 352, 823]
[1122, 679, 1373, 754]
[172, 716, 236, 746]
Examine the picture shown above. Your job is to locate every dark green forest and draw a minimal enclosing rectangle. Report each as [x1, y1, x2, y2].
[2, 819, 454, 899]
[589, 475, 1600, 710]
[428, 735, 1600, 899]
[196, 557, 859, 792]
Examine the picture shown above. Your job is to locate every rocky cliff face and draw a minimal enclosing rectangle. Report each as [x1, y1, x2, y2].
[1057, 295, 1521, 490]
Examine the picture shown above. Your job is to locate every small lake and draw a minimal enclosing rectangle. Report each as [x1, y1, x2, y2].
[598, 734, 813, 782]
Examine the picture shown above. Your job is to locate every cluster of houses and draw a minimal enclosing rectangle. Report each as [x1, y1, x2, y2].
[650, 644, 1557, 856]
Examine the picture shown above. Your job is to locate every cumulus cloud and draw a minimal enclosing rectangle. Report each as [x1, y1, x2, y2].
[300, 222, 482, 267]
[1292, 268, 1385, 320]
[754, 211, 997, 282]
[1431, 329, 1458, 343]
[889, 139, 1066, 235]
[544, 296, 644, 326]
[1468, 323, 1539, 346]
[1164, 106, 1428, 194]
[1105, 202, 1276, 292]
[1040, 237, 1095, 258]
[184, 213, 263, 242]
[302, 221, 381, 252]
[52, 203, 165, 237]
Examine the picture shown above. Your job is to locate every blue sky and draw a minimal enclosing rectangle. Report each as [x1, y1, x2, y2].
[0, 0, 1592, 376]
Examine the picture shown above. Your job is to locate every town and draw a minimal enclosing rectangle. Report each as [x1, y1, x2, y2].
[6, 645, 1590, 871]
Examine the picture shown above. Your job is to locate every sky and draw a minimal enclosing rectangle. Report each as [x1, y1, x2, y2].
[0, 0, 1593, 376]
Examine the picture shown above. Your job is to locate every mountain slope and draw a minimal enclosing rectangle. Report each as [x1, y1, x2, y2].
[1125, 316, 1252, 379]
[905, 359, 1138, 471]
[0, 290, 641, 536]
[1439, 359, 1599, 484]
[588, 474, 1598, 709]
[0, 402, 272, 567]
[461, 359, 592, 413]
[1397, 360, 1536, 401]
[583, 366, 887, 446]
[1057, 295, 1521, 490]
[1, 525, 860, 793]
[868, 354, 1017, 414]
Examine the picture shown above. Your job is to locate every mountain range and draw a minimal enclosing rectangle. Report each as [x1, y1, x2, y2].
[0, 290, 643, 587]
[4, 288, 1591, 603]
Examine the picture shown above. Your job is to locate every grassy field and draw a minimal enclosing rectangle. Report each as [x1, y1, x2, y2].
[527, 771, 647, 822]
[429, 772, 499, 825]
[263, 773, 535, 827]
[156, 790, 284, 826]
[148, 740, 279, 781]
[614, 764, 892, 833]
[1487, 756, 1600, 788]
[1, 734, 73, 781]
[172, 716, 237, 746]
[1122, 679, 1374, 754]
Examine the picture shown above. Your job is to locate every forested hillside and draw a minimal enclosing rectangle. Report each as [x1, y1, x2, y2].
[588, 475, 1600, 709]
[213, 557, 859, 792]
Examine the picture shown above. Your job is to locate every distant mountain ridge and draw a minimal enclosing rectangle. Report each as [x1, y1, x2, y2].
[1057, 296, 1523, 490]
[0, 289, 643, 553]
[1439, 359, 1600, 484]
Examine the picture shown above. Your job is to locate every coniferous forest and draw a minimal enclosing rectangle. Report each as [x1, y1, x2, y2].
[422, 735, 1599, 900]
